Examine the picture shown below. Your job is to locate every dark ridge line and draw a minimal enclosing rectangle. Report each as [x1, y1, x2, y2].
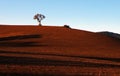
[0, 42, 47, 47]
[0, 50, 120, 62]
[0, 73, 68, 76]
[0, 34, 41, 41]
[0, 56, 120, 67]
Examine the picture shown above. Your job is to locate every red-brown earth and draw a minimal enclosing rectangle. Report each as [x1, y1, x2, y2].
[0, 25, 120, 76]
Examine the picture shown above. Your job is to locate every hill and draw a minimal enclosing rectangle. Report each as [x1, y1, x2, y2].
[0, 25, 120, 76]
[98, 31, 120, 39]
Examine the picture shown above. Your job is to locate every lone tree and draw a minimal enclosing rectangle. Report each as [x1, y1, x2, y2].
[34, 13, 45, 26]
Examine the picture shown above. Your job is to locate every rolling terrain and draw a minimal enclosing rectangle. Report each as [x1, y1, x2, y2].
[0, 25, 120, 76]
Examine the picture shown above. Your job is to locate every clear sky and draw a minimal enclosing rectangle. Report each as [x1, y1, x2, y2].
[0, 0, 120, 33]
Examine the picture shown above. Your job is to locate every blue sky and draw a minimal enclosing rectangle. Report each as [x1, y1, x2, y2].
[0, 0, 120, 33]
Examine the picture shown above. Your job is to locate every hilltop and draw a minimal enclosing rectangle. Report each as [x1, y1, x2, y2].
[0, 25, 120, 75]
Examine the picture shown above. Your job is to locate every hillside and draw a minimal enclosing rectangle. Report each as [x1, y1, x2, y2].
[98, 31, 120, 39]
[0, 25, 120, 75]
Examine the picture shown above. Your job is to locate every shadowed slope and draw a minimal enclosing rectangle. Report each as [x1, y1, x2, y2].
[98, 31, 120, 39]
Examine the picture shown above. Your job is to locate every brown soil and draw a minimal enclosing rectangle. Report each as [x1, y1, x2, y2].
[0, 25, 120, 76]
